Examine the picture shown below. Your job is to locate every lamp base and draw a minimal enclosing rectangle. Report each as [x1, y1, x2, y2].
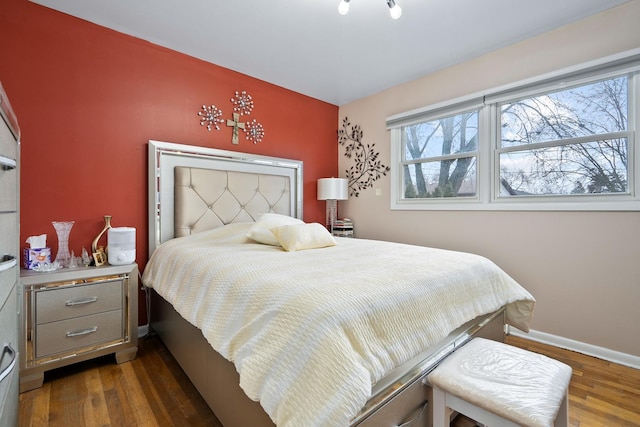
[325, 199, 337, 233]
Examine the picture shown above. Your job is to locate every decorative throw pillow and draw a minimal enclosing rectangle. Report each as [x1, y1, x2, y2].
[271, 222, 336, 252]
[246, 213, 304, 246]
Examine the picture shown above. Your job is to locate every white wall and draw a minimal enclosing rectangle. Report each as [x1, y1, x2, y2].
[338, 1, 640, 358]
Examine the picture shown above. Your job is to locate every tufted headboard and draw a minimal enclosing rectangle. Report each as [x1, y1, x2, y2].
[148, 140, 303, 256]
[174, 167, 292, 237]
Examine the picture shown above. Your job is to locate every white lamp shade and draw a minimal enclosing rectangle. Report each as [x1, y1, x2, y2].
[317, 178, 349, 200]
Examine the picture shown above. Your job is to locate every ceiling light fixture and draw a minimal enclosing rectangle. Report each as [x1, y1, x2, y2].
[337, 0, 402, 20]
[387, 0, 402, 19]
[338, 0, 350, 15]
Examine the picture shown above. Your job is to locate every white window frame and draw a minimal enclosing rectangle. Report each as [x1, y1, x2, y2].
[398, 106, 481, 202]
[388, 48, 640, 211]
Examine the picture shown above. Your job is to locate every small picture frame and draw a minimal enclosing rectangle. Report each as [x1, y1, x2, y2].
[92, 250, 106, 266]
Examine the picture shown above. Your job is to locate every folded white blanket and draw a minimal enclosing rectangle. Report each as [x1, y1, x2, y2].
[142, 223, 535, 427]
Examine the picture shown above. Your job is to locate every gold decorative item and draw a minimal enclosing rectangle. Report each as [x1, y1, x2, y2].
[92, 215, 112, 262]
[93, 248, 107, 266]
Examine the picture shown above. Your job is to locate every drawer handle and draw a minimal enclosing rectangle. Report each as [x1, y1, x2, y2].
[0, 344, 17, 384]
[395, 400, 428, 427]
[66, 326, 98, 337]
[0, 154, 17, 170]
[65, 296, 98, 306]
[0, 255, 16, 273]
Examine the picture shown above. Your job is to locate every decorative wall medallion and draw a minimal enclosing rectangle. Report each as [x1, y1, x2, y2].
[338, 116, 390, 197]
[245, 119, 265, 144]
[231, 90, 254, 116]
[198, 104, 224, 131]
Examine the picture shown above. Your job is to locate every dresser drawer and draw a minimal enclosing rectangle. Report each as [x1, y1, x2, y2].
[0, 163, 17, 212]
[0, 114, 17, 156]
[0, 121, 17, 213]
[0, 284, 17, 352]
[0, 361, 18, 427]
[0, 212, 17, 255]
[36, 279, 123, 325]
[0, 284, 18, 412]
[0, 362, 20, 426]
[35, 309, 123, 358]
[0, 253, 17, 317]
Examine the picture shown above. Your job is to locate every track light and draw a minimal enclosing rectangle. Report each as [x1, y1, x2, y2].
[338, 0, 350, 15]
[337, 0, 402, 19]
[387, 0, 402, 19]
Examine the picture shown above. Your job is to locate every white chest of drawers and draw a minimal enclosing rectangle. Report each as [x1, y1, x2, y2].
[19, 264, 138, 392]
[0, 82, 20, 427]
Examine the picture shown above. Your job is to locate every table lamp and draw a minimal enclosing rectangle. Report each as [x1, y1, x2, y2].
[317, 178, 349, 232]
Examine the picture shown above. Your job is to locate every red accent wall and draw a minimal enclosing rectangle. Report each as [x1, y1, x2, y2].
[0, 0, 339, 324]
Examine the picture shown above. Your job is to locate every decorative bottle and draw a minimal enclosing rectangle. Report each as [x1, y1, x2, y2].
[92, 215, 112, 253]
[52, 221, 74, 267]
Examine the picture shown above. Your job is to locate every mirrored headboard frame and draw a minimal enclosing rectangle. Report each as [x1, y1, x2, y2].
[148, 140, 303, 256]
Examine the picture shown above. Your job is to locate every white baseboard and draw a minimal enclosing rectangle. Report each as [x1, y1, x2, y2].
[508, 327, 640, 370]
[138, 324, 149, 338]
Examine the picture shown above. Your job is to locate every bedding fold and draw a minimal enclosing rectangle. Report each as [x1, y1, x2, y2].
[142, 223, 535, 427]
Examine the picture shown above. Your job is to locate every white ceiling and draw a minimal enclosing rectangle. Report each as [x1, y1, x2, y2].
[31, 0, 629, 106]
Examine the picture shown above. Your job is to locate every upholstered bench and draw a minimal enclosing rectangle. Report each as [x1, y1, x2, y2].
[427, 337, 572, 427]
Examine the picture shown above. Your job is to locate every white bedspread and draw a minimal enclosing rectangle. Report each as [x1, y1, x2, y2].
[142, 223, 535, 427]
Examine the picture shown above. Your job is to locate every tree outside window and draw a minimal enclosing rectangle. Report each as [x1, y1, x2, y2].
[499, 76, 629, 197]
[398, 74, 631, 202]
[401, 111, 478, 199]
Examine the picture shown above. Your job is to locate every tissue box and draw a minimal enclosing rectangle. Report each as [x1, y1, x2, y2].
[23, 247, 52, 270]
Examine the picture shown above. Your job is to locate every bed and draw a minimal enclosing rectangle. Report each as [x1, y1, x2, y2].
[143, 140, 535, 427]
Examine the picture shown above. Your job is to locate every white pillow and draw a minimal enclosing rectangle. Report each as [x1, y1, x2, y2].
[271, 222, 336, 252]
[246, 213, 304, 246]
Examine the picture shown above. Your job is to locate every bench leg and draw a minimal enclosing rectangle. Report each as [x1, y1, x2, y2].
[431, 385, 568, 427]
[432, 387, 450, 427]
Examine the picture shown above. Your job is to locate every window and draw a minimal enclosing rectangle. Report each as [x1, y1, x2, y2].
[387, 50, 640, 211]
[498, 76, 629, 197]
[402, 110, 479, 199]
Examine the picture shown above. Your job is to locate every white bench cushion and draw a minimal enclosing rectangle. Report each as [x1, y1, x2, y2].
[428, 338, 572, 427]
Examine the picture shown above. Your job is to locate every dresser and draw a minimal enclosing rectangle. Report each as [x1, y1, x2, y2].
[19, 264, 138, 392]
[0, 82, 20, 427]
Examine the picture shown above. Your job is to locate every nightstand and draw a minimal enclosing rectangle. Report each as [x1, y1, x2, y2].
[19, 264, 138, 392]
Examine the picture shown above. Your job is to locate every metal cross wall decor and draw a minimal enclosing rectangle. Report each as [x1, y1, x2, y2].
[197, 90, 265, 145]
[226, 113, 245, 145]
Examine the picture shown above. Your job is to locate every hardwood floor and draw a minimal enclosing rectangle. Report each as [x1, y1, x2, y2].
[504, 335, 640, 427]
[19, 334, 640, 426]
[19, 334, 221, 427]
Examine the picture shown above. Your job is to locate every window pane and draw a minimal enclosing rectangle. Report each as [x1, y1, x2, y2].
[403, 111, 478, 161]
[403, 159, 477, 198]
[501, 76, 628, 147]
[499, 138, 628, 196]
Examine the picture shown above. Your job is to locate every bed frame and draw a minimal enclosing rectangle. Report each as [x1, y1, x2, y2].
[146, 140, 505, 427]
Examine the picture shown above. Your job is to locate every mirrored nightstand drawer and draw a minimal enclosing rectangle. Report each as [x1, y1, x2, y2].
[35, 309, 123, 358]
[35, 279, 123, 324]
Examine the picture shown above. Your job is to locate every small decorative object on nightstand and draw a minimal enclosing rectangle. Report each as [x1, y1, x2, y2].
[19, 263, 138, 392]
[332, 218, 354, 237]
